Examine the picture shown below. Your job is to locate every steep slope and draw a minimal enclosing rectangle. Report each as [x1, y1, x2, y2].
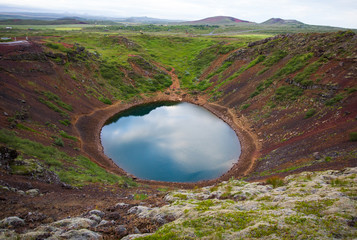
[197, 31, 357, 180]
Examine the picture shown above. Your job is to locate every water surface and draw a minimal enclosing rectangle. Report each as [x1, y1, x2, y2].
[101, 102, 241, 182]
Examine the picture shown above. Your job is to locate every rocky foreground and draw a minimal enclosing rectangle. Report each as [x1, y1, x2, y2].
[1, 167, 356, 239]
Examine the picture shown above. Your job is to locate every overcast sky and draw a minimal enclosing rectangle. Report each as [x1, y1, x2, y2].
[1, 0, 357, 28]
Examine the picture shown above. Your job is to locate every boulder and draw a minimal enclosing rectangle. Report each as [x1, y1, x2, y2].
[26, 189, 40, 197]
[59, 229, 101, 240]
[51, 217, 97, 230]
[0, 216, 25, 228]
[88, 210, 105, 218]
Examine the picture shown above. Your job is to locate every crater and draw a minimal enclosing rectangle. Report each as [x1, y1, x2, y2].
[100, 102, 241, 182]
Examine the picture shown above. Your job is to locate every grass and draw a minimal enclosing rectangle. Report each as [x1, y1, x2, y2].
[211, 55, 266, 95]
[59, 119, 71, 126]
[41, 91, 73, 111]
[293, 59, 324, 87]
[0, 129, 136, 187]
[325, 93, 344, 106]
[38, 97, 69, 117]
[274, 85, 304, 102]
[266, 176, 285, 188]
[59, 130, 78, 141]
[251, 53, 313, 98]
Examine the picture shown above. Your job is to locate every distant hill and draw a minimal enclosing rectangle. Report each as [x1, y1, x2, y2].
[0, 18, 88, 25]
[262, 18, 304, 25]
[183, 16, 252, 25]
[122, 16, 179, 24]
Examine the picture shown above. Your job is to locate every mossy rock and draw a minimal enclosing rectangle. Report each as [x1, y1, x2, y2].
[10, 159, 44, 175]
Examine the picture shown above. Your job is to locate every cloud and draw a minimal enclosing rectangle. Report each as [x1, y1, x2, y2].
[101, 103, 241, 179]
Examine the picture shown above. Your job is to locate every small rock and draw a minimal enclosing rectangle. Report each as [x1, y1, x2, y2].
[88, 214, 101, 223]
[133, 227, 141, 234]
[88, 210, 105, 218]
[116, 225, 127, 234]
[59, 229, 101, 240]
[121, 233, 153, 240]
[51, 217, 97, 229]
[17, 190, 25, 196]
[96, 220, 109, 228]
[0, 216, 25, 228]
[3, 112, 8, 116]
[313, 152, 321, 160]
[115, 202, 129, 209]
[26, 189, 40, 197]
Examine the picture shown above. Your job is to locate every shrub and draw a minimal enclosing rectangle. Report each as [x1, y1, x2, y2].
[266, 176, 284, 188]
[304, 109, 316, 119]
[54, 137, 64, 147]
[350, 132, 357, 142]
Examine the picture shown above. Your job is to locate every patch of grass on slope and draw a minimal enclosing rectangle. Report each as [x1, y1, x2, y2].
[251, 52, 313, 98]
[0, 129, 136, 187]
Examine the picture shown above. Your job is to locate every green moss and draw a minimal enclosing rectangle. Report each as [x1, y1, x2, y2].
[294, 199, 336, 217]
[195, 199, 215, 211]
[173, 193, 188, 200]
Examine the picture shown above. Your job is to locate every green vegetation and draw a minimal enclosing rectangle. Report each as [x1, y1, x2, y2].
[212, 55, 266, 95]
[0, 129, 136, 187]
[59, 130, 78, 141]
[134, 193, 148, 200]
[274, 85, 304, 102]
[42, 91, 73, 111]
[305, 109, 316, 118]
[266, 176, 285, 188]
[293, 59, 324, 87]
[294, 199, 336, 217]
[241, 103, 251, 110]
[195, 199, 215, 211]
[59, 119, 71, 126]
[349, 132, 357, 142]
[38, 98, 69, 117]
[251, 53, 313, 98]
[325, 93, 344, 106]
[53, 136, 64, 147]
[99, 96, 112, 105]
[16, 123, 41, 134]
[258, 50, 288, 75]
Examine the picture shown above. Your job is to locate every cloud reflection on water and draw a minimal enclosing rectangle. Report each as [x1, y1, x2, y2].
[101, 102, 240, 182]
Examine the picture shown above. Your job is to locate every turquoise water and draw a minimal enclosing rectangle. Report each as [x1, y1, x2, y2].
[101, 102, 241, 182]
